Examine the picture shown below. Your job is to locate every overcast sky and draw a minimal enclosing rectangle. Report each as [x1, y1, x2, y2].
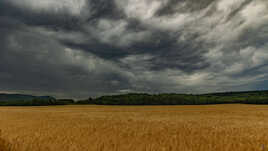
[0, 0, 268, 99]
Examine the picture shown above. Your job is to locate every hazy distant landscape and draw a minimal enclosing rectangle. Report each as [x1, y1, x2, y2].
[1, 90, 268, 106]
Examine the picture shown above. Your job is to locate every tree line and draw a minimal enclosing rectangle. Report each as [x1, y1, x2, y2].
[76, 91, 268, 105]
[1, 91, 268, 106]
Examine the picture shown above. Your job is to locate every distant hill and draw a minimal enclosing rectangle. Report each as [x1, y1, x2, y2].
[0, 93, 55, 102]
[205, 90, 268, 97]
[77, 90, 268, 105]
[0, 94, 58, 106]
[1, 90, 268, 106]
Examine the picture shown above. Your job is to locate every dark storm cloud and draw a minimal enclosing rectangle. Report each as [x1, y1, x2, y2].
[86, 0, 125, 20]
[0, 0, 125, 31]
[0, 30, 131, 98]
[0, 1, 84, 31]
[0, 0, 268, 98]
[156, 0, 216, 15]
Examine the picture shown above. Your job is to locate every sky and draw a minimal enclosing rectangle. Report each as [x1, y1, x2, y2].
[0, 0, 268, 99]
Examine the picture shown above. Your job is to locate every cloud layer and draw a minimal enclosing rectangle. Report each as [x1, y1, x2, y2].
[0, 0, 268, 98]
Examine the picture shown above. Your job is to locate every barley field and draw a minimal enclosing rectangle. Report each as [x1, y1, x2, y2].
[0, 105, 268, 151]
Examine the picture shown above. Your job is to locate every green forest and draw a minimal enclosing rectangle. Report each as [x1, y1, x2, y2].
[77, 91, 268, 105]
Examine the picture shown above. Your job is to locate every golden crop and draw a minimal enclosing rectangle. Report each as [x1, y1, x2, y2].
[0, 104, 268, 151]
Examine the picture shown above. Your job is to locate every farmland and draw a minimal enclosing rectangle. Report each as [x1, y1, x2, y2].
[1, 105, 268, 151]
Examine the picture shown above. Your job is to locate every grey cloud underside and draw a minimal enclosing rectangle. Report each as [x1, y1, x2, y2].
[0, 0, 268, 98]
